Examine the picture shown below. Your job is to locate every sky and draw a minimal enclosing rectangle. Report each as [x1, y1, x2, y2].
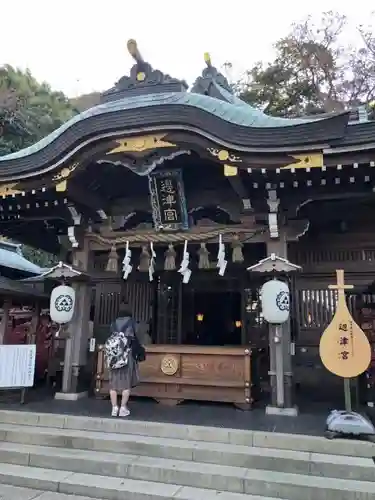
[1, 1, 373, 97]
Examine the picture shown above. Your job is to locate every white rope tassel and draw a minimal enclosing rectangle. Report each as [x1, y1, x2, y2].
[122, 241, 133, 280]
[178, 240, 192, 284]
[148, 242, 156, 282]
[217, 234, 227, 276]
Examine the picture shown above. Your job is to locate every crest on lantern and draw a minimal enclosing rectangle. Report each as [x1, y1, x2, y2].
[50, 285, 76, 324]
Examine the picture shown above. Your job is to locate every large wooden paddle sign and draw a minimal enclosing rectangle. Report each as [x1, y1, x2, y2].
[319, 270, 371, 379]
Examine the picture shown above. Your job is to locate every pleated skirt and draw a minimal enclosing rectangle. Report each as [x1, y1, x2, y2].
[108, 354, 139, 392]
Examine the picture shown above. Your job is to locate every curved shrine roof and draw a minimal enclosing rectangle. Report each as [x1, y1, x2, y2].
[0, 40, 372, 178]
[0, 241, 44, 275]
[0, 91, 348, 160]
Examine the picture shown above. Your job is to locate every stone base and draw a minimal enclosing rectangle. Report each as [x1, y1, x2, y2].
[54, 391, 88, 401]
[266, 405, 299, 417]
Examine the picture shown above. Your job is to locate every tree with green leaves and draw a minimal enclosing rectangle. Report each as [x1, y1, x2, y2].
[21, 245, 57, 268]
[0, 65, 78, 155]
[234, 11, 375, 116]
[0, 66, 78, 263]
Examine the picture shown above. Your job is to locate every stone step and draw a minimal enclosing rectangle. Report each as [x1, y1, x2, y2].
[0, 463, 280, 500]
[0, 437, 373, 482]
[0, 484, 283, 500]
[0, 410, 374, 457]
[0, 462, 375, 500]
[0, 484, 94, 500]
[0, 413, 374, 500]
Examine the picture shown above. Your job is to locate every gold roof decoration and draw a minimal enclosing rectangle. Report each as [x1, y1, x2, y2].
[106, 134, 176, 154]
[0, 183, 23, 198]
[127, 39, 144, 64]
[52, 162, 79, 182]
[0, 162, 80, 199]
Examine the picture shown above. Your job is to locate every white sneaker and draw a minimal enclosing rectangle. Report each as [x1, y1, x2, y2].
[111, 406, 119, 417]
[119, 406, 130, 417]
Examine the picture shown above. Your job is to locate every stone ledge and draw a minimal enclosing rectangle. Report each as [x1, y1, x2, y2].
[54, 392, 88, 401]
[266, 405, 299, 417]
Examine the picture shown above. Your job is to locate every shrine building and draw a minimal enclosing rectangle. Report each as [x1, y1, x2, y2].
[0, 40, 375, 412]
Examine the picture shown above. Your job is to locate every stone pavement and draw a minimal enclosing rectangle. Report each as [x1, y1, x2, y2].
[0, 395, 331, 436]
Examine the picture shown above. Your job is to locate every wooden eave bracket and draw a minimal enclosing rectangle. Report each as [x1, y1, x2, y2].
[224, 168, 253, 212]
[67, 205, 82, 226]
[67, 227, 79, 248]
[66, 205, 85, 249]
[67, 182, 109, 220]
[267, 189, 280, 239]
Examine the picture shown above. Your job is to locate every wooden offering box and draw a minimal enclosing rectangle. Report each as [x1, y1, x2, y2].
[95, 345, 252, 409]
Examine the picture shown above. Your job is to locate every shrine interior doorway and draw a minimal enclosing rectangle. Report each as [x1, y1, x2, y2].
[187, 290, 242, 346]
[180, 273, 245, 347]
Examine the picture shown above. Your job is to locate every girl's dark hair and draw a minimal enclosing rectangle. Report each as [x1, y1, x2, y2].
[118, 303, 132, 317]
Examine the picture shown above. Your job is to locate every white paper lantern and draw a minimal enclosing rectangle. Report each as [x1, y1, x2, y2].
[50, 285, 76, 324]
[260, 279, 290, 324]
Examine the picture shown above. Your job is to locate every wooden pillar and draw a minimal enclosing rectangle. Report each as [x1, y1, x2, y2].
[0, 300, 11, 344]
[59, 236, 91, 399]
[265, 232, 297, 416]
[28, 302, 40, 344]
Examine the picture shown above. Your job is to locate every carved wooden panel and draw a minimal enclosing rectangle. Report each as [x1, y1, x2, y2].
[95, 345, 251, 407]
[181, 354, 245, 382]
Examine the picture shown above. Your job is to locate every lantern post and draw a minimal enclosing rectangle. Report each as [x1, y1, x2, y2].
[29, 261, 93, 399]
[248, 253, 301, 416]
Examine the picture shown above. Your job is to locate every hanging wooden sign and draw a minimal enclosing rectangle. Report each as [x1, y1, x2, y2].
[319, 270, 371, 378]
[148, 169, 188, 231]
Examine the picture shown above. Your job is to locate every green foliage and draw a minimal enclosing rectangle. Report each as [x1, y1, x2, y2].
[21, 244, 57, 268]
[0, 67, 77, 260]
[0, 65, 78, 156]
[235, 11, 375, 116]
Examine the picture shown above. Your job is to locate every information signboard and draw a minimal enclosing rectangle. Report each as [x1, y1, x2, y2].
[0, 344, 36, 388]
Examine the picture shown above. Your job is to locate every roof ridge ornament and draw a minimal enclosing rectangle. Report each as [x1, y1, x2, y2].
[191, 52, 233, 100]
[101, 39, 188, 103]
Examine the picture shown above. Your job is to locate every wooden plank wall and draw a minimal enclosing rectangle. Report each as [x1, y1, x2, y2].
[93, 281, 154, 342]
[289, 232, 375, 402]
